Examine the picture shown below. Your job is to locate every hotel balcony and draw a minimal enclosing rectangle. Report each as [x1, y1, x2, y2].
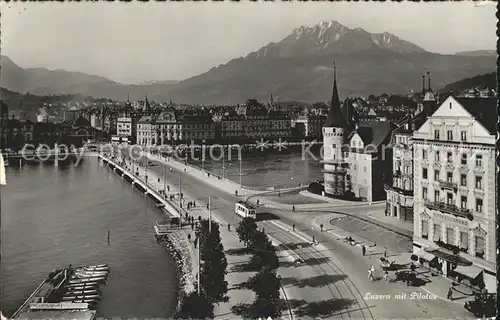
[384, 184, 414, 197]
[424, 200, 473, 220]
[439, 180, 458, 190]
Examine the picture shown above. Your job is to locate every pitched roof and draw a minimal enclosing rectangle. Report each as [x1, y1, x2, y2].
[72, 115, 90, 128]
[349, 121, 393, 149]
[455, 97, 497, 134]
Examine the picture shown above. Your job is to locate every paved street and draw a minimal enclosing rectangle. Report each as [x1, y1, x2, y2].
[129, 153, 474, 319]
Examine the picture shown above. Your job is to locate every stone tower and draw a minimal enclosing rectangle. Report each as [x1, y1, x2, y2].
[322, 63, 349, 196]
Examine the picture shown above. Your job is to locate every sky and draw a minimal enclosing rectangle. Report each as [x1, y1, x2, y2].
[1, 1, 496, 84]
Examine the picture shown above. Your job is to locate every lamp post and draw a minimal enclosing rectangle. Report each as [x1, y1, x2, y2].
[197, 236, 201, 295]
[179, 172, 182, 230]
[209, 195, 212, 233]
[163, 162, 167, 197]
[239, 157, 242, 188]
[222, 146, 225, 180]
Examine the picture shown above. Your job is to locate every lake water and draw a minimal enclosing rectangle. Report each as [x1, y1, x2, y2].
[1, 157, 179, 318]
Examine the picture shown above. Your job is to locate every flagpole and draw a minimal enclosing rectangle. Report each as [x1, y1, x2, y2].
[209, 195, 211, 233]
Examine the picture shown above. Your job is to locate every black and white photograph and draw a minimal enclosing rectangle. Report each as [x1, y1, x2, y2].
[0, 1, 497, 320]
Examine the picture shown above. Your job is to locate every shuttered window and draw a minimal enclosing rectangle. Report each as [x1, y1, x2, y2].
[475, 236, 485, 259]
[433, 223, 441, 241]
[459, 231, 468, 249]
[421, 221, 428, 239]
[446, 228, 455, 245]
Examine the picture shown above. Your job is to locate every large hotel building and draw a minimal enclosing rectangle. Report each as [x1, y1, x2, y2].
[412, 95, 496, 293]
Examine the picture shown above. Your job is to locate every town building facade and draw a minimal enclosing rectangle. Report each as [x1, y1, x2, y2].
[412, 96, 496, 293]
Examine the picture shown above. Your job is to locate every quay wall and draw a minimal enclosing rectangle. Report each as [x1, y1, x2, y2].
[98, 154, 193, 314]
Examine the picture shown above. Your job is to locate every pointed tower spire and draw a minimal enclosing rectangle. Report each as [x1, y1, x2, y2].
[326, 62, 347, 128]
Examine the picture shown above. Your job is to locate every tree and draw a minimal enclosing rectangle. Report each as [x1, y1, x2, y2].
[249, 239, 279, 271]
[248, 267, 282, 319]
[196, 219, 229, 304]
[236, 218, 258, 247]
[177, 291, 214, 319]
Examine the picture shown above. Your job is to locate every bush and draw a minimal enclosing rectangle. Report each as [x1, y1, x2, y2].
[307, 182, 324, 195]
[177, 291, 214, 319]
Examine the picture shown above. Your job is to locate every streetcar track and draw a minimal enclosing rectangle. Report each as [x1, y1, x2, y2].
[264, 222, 373, 319]
[264, 221, 374, 320]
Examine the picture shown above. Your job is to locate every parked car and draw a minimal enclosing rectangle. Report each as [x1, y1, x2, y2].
[464, 293, 496, 318]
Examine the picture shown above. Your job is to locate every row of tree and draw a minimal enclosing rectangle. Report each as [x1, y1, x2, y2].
[177, 219, 229, 319]
[236, 218, 282, 318]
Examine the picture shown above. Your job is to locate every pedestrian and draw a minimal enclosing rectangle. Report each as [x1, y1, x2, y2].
[320, 223, 324, 232]
[384, 270, 389, 282]
[206, 203, 209, 209]
[292, 205, 295, 212]
[257, 199, 260, 205]
[292, 223, 295, 231]
[384, 247, 387, 258]
[191, 222, 194, 230]
[228, 223, 231, 231]
[369, 265, 375, 281]
[362, 245, 366, 256]
[158, 178, 160, 183]
[447, 287, 453, 300]
[194, 239, 197, 249]
[193, 201, 196, 207]
[187, 234, 191, 242]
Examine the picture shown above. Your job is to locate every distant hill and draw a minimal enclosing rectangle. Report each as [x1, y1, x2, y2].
[455, 50, 496, 57]
[442, 72, 496, 93]
[1, 21, 496, 104]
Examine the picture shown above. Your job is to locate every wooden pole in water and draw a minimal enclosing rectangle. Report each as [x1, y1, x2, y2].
[107, 230, 110, 245]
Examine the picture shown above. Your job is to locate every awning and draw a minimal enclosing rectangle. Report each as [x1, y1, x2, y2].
[415, 249, 436, 262]
[454, 265, 483, 279]
[425, 249, 472, 266]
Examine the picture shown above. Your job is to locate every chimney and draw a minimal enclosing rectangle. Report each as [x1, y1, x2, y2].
[422, 74, 426, 93]
[427, 71, 431, 91]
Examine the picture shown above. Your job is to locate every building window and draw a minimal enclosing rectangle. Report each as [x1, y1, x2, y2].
[475, 155, 482, 167]
[446, 227, 455, 245]
[461, 196, 467, 209]
[433, 223, 441, 242]
[423, 168, 428, 179]
[461, 131, 467, 141]
[446, 192, 453, 205]
[422, 149, 428, 159]
[461, 153, 467, 165]
[332, 144, 337, 149]
[434, 190, 440, 202]
[446, 172, 453, 183]
[447, 152, 452, 163]
[434, 170, 440, 181]
[460, 174, 467, 186]
[421, 220, 428, 239]
[459, 231, 469, 250]
[475, 236, 485, 259]
[435, 151, 440, 161]
[447, 130, 453, 140]
[422, 187, 428, 200]
[434, 130, 440, 140]
[475, 198, 483, 212]
[475, 176, 483, 189]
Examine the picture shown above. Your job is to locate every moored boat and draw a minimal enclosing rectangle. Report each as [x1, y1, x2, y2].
[68, 277, 106, 284]
[74, 270, 109, 277]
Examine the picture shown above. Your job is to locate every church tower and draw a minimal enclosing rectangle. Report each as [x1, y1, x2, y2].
[322, 63, 349, 196]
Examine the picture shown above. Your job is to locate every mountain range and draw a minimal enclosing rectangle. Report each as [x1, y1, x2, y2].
[0, 21, 495, 104]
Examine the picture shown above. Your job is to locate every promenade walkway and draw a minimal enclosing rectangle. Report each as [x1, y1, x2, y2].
[117, 155, 292, 319]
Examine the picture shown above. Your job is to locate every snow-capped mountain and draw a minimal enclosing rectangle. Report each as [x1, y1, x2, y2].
[245, 21, 426, 60]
